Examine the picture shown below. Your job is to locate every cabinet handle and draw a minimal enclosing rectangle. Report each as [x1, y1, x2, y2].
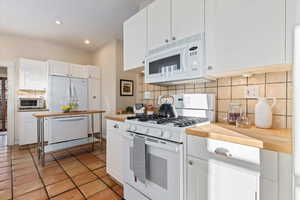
[207, 66, 213, 70]
[114, 124, 119, 129]
[214, 147, 232, 158]
[172, 36, 176, 41]
[165, 39, 169, 43]
[188, 160, 193, 165]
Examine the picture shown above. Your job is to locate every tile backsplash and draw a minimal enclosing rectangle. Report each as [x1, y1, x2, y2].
[136, 71, 293, 128]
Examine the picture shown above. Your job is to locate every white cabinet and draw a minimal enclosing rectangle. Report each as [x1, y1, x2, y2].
[106, 120, 124, 183]
[286, 0, 297, 64]
[124, 8, 148, 71]
[148, 0, 171, 50]
[17, 111, 48, 145]
[187, 156, 259, 200]
[205, 0, 285, 75]
[48, 60, 70, 77]
[87, 65, 101, 79]
[70, 64, 89, 79]
[88, 78, 101, 133]
[18, 58, 48, 91]
[172, 0, 205, 41]
[147, 0, 205, 50]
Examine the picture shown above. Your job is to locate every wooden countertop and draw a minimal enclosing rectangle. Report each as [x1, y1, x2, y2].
[33, 110, 106, 118]
[186, 123, 292, 154]
[105, 114, 135, 122]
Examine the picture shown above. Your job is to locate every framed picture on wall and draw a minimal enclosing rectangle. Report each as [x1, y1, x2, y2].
[120, 79, 134, 96]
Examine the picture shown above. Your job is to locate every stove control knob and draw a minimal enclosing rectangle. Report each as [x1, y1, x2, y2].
[163, 131, 171, 139]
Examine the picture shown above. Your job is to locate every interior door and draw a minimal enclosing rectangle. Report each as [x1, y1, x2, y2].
[205, 0, 285, 75]
[88, 78, 101, 133]
[172, 0, 205, 41]
[148, 0, 172, 50]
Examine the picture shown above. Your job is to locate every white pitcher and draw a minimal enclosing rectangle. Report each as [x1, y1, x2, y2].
[255, 97, 276, 129]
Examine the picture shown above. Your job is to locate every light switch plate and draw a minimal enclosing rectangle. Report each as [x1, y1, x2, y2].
[245, 86, 258, 98]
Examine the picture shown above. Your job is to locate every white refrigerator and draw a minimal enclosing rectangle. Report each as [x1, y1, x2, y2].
[48, 76, 88, 144]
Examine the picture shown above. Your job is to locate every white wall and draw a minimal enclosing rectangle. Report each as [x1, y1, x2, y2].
[115, 40, 137, 111]
[0, 33, 93, 64]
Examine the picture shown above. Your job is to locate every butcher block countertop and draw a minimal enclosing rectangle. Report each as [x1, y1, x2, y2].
[186, 123, 292, 154]
[33, 110, 106, 118]
[105, 114, 135, 122]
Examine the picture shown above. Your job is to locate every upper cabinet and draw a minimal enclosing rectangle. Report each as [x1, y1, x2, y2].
[48, 60, 70, 77]
[172, 0, 205, 41]
[48, 60, 91, 79]
[18, 58, 48, 91]
[70, 64, 89, 79]
[286, 0, 297, 64]
[124, 8, 148, 71]
[147, 0, 205, 50]
[87, 65, 101, 79]
[148, 0, 172, 50]
[205, 0, 286, 75]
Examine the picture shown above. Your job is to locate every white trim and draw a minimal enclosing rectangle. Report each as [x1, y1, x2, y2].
[0, 61, 16, 146]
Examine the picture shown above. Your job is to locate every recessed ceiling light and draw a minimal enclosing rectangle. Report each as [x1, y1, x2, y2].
[84, 40, 91, 44]
[55, 20, 62, 25]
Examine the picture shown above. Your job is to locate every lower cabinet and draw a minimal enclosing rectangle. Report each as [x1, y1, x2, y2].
[17, 111, 48, 145]
[186, 135, 292, 200]
[106, 119, 124, 184]
[187, 156, 259, 200]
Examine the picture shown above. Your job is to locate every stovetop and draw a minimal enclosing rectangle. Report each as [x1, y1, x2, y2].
[127, 114, 209, 128]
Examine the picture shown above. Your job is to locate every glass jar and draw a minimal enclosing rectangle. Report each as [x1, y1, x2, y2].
[227, 103, 242, 125]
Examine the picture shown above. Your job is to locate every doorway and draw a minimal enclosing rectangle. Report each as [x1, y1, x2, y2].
[0, 67, 7, 146]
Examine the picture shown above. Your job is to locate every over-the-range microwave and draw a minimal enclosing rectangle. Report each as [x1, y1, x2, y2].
[144, 33, 215, 84]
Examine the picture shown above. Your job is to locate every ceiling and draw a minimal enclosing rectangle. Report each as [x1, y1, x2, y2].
[0, 0, 144, 52]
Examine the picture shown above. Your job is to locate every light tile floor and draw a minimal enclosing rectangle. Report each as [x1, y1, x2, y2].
[0, 142, 123, 200]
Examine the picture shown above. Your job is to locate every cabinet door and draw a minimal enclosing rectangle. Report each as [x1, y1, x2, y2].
[124, 8, 147, 71]
[148, 0, 171, 50]
[206, 0, 285, 75]
[187, 157, 208, 200]
[48, 60, 70, 76]
[286, 0, 297, 64]
[88, 79, 101, 133]
[187, 157, 259, 200]
[70, 64, 89, 79]
[106, 120, 124, 183]
[172, 0, 205, 41]
[87, 66, 101, 79]
[19, 59, 47, 91]
[208, 161, 258, 200]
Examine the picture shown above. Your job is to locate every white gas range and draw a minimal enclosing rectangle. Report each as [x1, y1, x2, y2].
[122, 94, 216, 200]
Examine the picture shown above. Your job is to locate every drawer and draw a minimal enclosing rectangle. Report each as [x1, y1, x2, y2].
[106, 119, 124, 131]
[187, 135, 260, 165]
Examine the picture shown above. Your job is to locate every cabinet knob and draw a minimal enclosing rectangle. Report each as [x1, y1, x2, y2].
[165, 39, 169, 43]
[207, 66, 213, 70]
[142, 61, 145, 64]
[114, 124, 119, 129]
[188, 160, 193, 165]
[93, 96, 96, 99]
[172, 36, 176, 41]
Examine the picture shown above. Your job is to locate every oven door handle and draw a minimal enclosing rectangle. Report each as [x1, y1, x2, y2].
[123, 132, 180, 153]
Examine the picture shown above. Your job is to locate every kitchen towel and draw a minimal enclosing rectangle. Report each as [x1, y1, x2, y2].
[133, 135, 146, 184]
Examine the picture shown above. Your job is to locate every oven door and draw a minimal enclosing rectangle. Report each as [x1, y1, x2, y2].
[145, 47, 185, 84]
[122, 131, 184, 200]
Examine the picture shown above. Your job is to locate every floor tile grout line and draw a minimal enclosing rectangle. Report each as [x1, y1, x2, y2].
[52, 152, 88, 200]
[29, 149, 51, 199]
[69, 147, 123, 198]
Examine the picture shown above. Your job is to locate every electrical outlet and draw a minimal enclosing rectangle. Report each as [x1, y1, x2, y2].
[245, 86, 258, 98]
